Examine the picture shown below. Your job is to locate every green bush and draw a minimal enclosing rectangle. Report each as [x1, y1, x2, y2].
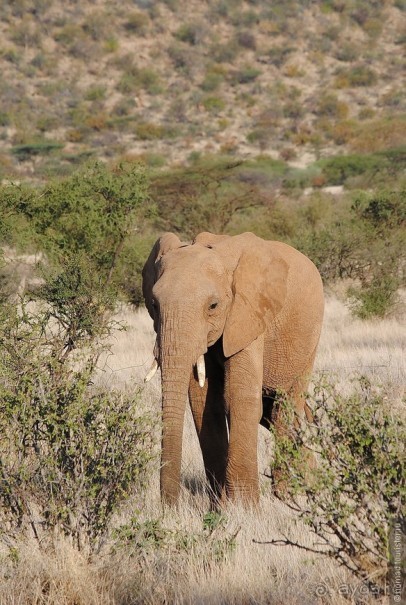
[202, 95, 226, 113]
[10, 17, 41, 47]
[335, 65, 378, 87]
[318, 153, 383, 185]
[134, 122, 166, 140]
[283, 100, 304, 119]
[0, 112, 10, 126]
[335, 42, 359, 62]
[173, 22, 205, 45]
[316, 94, 349, 119]
[318, 147, 406, 188]
[271, 377, 405, 587]
[1, 48, 21, 64]
[113, 233, 157, 306]
[0, 297, 155, 554]
[150, 157, 262, 238]
[247, 128, 272, 150]
[85, 85, 106, 101]
[266, 45, 294, 67]
[124, 11, 149, 34]
[321, 0, 383, 23]
[294, 187, 405, 317]
[104, 36, 119, 53]
[167, 44, 198, 72]
[231, 66, 261, 85]
[0, 162, 157, 553]
[261, 0, 301, 23]
[25, 162, 146, 270]
[118, 66, 162, 95]
[0, 161, 150, 303]
[348, 274, 399, 319]
[210, 40, 239, 63]
[235, 30, 256, 50]
[82, 11, 111, 41]
[0, 183, 39, 253]
[11, 141, 64, 161]
[346, 189, 405, 317]
[200, 70, 225, 92]
[293, 217, 363, 281]
[54, 23, 83, 46]
[230, 9, 259, 26]
[353, 188, 406, 230]
[38, 256, 116, 345]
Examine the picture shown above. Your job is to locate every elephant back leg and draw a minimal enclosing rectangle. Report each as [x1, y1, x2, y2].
[260, 389, 277, 429]
[188, 351, 228, 506]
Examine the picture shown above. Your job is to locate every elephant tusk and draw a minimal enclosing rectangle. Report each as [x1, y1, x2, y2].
[144, 359, 159, 383]
[196, 355, 206, 388]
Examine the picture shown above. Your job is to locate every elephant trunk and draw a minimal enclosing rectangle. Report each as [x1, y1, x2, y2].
[158, 312, 204, 505]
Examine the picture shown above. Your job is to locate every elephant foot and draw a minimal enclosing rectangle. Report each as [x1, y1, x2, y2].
[221, 481, 260, 509]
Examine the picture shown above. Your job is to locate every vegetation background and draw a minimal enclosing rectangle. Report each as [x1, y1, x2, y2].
[0, 0, 405, 603]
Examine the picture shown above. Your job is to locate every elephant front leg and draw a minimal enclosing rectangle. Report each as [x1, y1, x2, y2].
[224, 336, 263, 505]
[188, 354, 228, 505]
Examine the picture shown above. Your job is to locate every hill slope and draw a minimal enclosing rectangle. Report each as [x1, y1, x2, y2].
[0, 0, 405, 179]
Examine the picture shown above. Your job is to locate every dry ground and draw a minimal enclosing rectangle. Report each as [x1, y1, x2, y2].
[0, 1, 405, 178]
[0, 295, 404, 604]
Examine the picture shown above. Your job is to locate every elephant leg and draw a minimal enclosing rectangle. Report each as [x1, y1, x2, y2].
[224, 336, 263, 505]
[260, 389, 277, 429]
[188, 354, 228, 504]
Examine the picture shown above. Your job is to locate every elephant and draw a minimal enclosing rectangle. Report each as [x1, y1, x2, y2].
[142, 231, 324, 507]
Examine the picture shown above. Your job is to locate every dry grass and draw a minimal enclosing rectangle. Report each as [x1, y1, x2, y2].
[1, 296, 403, 604]
[315, 292, 405, 407]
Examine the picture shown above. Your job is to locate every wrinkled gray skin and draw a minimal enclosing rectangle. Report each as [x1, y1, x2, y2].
[142, 231, 324, 507]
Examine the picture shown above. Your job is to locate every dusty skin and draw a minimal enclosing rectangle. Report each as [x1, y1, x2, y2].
[142, 231, 324, 507]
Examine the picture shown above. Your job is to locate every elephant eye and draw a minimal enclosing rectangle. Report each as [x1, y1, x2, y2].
[209, 301, 218, 310]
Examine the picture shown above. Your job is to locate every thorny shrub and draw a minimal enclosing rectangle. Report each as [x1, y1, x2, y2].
[0, 272, 156, 556]
[269, 377, 405, 592]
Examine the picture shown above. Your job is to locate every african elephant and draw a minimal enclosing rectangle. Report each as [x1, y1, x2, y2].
[142, 231, 324, 506]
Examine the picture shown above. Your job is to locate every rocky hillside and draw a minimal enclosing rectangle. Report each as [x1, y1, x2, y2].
[0, 0, 405, 179]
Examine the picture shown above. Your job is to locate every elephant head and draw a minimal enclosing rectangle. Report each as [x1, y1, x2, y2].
[142, 231, 291, 505]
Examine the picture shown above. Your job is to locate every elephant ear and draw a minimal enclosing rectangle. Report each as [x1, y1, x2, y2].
[223, 247, 289, 358]
[142, 233, 182, 318]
